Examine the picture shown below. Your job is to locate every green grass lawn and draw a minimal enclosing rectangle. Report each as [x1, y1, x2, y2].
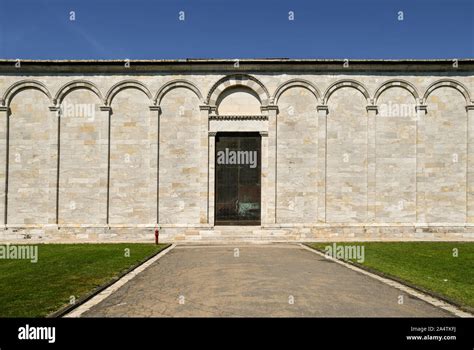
[0, 243, 168, 317]
[307, 242, 474, 310]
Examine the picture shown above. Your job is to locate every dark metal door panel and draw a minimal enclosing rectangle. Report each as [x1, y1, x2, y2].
[215, 133, 261, 225]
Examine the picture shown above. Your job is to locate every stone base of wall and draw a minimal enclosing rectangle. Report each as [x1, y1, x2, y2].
[1, 224, 474, 243]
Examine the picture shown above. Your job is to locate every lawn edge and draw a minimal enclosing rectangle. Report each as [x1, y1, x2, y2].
[305, 242, 474, 313]
[301, 243, 474, 317]
[47, 243, 172, 318]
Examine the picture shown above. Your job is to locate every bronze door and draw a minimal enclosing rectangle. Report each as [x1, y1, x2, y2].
[215, 132, 261, 225]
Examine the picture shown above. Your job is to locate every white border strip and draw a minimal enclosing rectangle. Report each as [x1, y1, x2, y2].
[300, 244, 473, 318]
[64, 244, 176, 318]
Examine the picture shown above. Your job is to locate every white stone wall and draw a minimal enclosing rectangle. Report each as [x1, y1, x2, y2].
[159, 89, 201, 225]
[109, 89, 153, 225]
[376, 88, 416, 222]
[277, 87, 318, 223]
[326, 88, 368, 223]
[8, 89, 53, 225]
[423, 89, 467, 223]
[58, 89, 107, 225]
[0, 69, 473, 242]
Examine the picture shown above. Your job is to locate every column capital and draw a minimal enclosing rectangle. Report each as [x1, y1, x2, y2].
[49, 106, 61, 117]
[199, 105, 212, 111]
[466, 104, 474, 113]
[259, 131, 269, 137]
[260, 104, 279, 113]
[208, 131, 217, 137]
[366, 105, 378, 114]
[207, 105, 217, 113]
[317, 105, 329, 115]
[149, 105, 161, 112]
[415, 105, 428, 114]
[0, 106, 9, 112]
[100, 106, 112, 112]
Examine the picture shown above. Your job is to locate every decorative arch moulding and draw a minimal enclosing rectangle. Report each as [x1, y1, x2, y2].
[272, 78, 321, 105]
[105, 79, 152, 106]
[206, 74, 270, 107]
[1, 79, 53, 107]
[373, 79, 420, 105]
[53, 79, 104, 106]
[0, 76, 472, 112]
[422, 79, 471, 105]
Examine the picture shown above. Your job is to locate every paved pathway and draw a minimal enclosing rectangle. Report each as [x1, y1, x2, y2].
[82, 244, 452, 317]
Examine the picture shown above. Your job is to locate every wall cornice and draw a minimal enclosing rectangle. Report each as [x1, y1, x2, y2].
[1, 59, 473, 73]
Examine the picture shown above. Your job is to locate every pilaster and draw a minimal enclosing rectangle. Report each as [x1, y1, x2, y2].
[317, 105, 328, 223]
[261, 104, 277, 224]
[200, 105, 211, 224]
[415, 104, 428, 223]
[48, 106, 60, 225]
[149, 106, 161, 224]
[0, 106, 8, 226]
[467, 104, 474, 222]
[366, 105, 378, 221]
[208, 131, 217, 226]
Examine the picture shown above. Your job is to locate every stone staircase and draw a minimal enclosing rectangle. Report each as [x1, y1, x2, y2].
[177, 226, 302, 243]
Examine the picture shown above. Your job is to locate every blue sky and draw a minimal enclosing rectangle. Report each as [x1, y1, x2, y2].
[0, 0, 472, 59]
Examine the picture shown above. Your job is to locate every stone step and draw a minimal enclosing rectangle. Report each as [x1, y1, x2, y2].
[202, 233, 294, 238]
[183, 235, 302, 241]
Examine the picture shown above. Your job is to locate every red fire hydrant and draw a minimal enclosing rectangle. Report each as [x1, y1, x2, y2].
[154, 228, 159, 245]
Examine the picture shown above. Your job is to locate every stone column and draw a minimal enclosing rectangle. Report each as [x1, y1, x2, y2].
[208, 131, 216, 226]
[366, 105, 378, 221]
[199, 105, 211, 224]
[317, 105, 328, 223]
[149, 106, 161, 225]
[467, 105, 474, 223]
[0, 106, 8, 226]
[415, 104, 427, 223]
[48, 106, 60, 225]
[261, 105, 278, 224]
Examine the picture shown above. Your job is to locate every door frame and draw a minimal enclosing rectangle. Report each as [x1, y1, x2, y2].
[214, 132, 262, 226]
